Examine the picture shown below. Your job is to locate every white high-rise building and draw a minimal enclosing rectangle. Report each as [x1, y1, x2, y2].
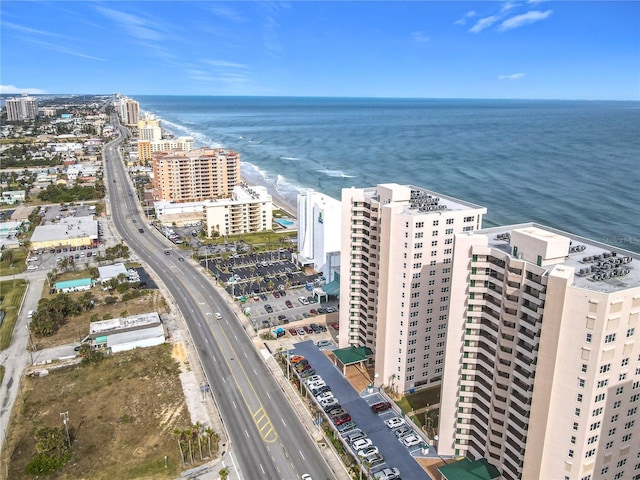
[297, 189, 342, 281]
[439, 224, 640, 480]
[339, 183, 486, 394]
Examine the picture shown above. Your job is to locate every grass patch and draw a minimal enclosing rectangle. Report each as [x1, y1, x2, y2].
[3, 344, 197, 480]
[394, 385, 441, 432]
[0, 279, 28, 350]
[0, 249, 28, 276]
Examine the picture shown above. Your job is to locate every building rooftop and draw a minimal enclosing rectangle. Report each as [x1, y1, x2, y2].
[30, 217, 98, 243]
[476, 222, 640, 294]
[89, 312, 161, 335]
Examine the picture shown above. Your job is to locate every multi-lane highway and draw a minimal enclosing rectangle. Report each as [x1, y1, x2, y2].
[103, 117, 337, 480]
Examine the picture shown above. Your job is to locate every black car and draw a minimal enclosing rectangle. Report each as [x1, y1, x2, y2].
[264, 304, 273, 313]
[324, 403, 343, 414]
[312, 385, 331, 396]
[138, 228, 144, 233]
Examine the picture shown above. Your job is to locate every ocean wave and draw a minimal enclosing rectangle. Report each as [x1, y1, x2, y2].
[281, 156, 302, 161]
[322, 169, 357, 178]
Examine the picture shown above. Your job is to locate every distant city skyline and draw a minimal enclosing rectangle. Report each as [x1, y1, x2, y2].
[1, 1, 639, 100]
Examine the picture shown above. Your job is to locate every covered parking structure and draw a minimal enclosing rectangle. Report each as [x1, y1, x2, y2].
[330, 345, 374, 377]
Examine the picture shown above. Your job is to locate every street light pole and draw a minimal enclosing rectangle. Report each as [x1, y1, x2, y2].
[60, 411, 71, 448]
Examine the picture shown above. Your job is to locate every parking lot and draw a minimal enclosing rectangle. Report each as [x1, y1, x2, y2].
[288, 341, 435, 480]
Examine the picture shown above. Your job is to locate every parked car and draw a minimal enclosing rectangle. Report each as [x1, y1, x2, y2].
[357, 446, 379, 458]
[298, 296, 309, 305]
[370, 401, 392, 414]
[336, 420, 357, 433]
[290, 355, 305, 364]
[316, 340, 332, 348]
[323, 402, 342, 414]
[325, 404, 344, 415]
[307, 380, 326, 389]
[312, 385, 331, 396]
[285, 300, 293, 308]
[317, 392, 334, 402]
[289, 328, 298, 336]
[328, 408, 348, 418]
[264, 304, 273, 313]
[384, 417, 405, 429]
[297, 328, 306, 335]
[331, 322, 339, 331]
[309, 308, 318, 316]
[305, 375, 323, 384]
[364, 453, 385, 467]
[300, 369, 316, 378]
[401, 434, 421, 447]
[332, 414, 352, 426]
[352, 438, 373, 450]
[296, 363, 312, 373]
[260, 294, 268, 301]
[373, 467, 400, 480]
[393, 426, 413, 438]
[344, 430, 366, 443]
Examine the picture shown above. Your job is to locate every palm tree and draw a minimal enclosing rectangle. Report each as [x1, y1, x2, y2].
[218, 467, 229, 480]
[172, 428, 185, 466]
[185, 426, 194, 464]
[211, 431, 220, 454]
[194, 422, 204, 460]
[204, 426, 214, 458]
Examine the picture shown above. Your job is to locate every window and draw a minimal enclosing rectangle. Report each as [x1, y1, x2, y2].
[622, 357, 630, 367]
[601, 467, 609, 475]
[609, 428, 617, 436]
[595, 393, 605, 402]
[582, 364, 588, 373]
[627, 328, 635, 337]
[575, 408, 581, 416]
[614, 400, 622, 409]
[573, 422, 579, 431]
[623, 433, 632, 443]
[589, 421, 600, 430]
[587, 435, 599, 444]
[577, 394, 584, 402]
[600, 363, 611, 373]
[586, 333, 592, 343]
[612, 414, 619, 422]
[593, 407, 603, 416]
[605, 333, 617, 343]
[598, 379, 609, 388]
[606, 441, 614, 449]
[585, 449, 596, 458]
[568, 449, 574, 458]
[570, 435, 576, 444]
[617, 386, 625, 395]
[617, 459, 627, 468]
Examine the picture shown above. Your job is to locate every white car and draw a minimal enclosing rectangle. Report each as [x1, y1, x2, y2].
[401, 434, 421, 447]
[384, 417, 405, 429]
[298, 296, 309, 305]
[307, 380, 326, 390]
[316, 391, 334, 402]
[357, 446, 379, 458]
[304, 375, 323, 385]
[214, 312, 222, 320]
[373, 467, 400, 480]
[352, 438, 373, 450]
[27, 310, 35, 318]
[26, 265, 39, 270]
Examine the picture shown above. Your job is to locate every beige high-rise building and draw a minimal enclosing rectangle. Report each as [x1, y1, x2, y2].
[138, 136, 194, 162]
[339, 183, 486, 394]
[152, 148, 240, 202]
[6, 95, 37, 121]
[119, 98, 139, 126]
[138, 114, 162, 141]
[439, 224, 640, 480]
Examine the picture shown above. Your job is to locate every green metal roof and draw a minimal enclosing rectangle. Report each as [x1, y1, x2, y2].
[438, 458, 501, 480]
[321, 278, 340, 296]
[332, 345, 373, 365]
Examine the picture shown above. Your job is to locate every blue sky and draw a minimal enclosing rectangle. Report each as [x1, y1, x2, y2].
[1, 1, 639, 100]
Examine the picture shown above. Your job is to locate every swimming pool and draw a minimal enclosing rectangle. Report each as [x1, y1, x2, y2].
[275, 219, 294, 227]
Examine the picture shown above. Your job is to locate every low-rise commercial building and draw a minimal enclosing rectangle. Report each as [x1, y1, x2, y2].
[30, 217, 99, 250]
[81, 312, 165, 353]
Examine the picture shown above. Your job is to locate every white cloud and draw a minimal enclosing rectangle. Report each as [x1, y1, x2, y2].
[455, 10, 477, 26]
[498, 10, 553, 31]
[501, 2, 517, 13]
[411, 31, 430, 44]
[498, 73, 526, 81]
[204, 60, 248, 69]
[469, 15, 500, 33]
[208, 5, 248, 23]
[0, 85, 47, 94]
[95, 6, 163, 41]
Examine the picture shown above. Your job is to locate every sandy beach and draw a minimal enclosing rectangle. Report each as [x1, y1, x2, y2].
[241, 167, 298, 219]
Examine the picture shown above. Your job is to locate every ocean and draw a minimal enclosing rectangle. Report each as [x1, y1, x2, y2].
[133, 96, 640, 253]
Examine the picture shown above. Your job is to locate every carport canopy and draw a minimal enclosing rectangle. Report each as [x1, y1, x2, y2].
[332, 345, 373, 375]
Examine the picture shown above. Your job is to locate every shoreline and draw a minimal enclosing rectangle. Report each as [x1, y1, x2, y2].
[241, 167, 298, 219]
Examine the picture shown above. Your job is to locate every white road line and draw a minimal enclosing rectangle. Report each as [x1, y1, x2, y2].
[299, 450, 306, 461]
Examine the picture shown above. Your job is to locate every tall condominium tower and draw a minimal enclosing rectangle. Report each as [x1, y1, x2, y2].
[440, 224, 640, 480]
[137, 114, 162, 141]
[6, 95, 37, 121]
[118, 98, 139, 126]
[339, 183, 486, 394]
[152, 148, 240, 202]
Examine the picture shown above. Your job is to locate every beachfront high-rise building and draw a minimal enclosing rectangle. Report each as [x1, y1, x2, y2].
[339, 183, 486, 394]
[138, 114, 162, 141]
[297, 189, 342, 282]
[5, 95, 38, 121]
[118, 98, 139, 126]
[205, 184, 273, 236]
[137, 136, 194, 163]
[152, 148, 240, 202]
[439, 224, 640, 480]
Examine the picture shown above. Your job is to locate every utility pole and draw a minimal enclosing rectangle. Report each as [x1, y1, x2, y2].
[60, 411, 71, 448]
